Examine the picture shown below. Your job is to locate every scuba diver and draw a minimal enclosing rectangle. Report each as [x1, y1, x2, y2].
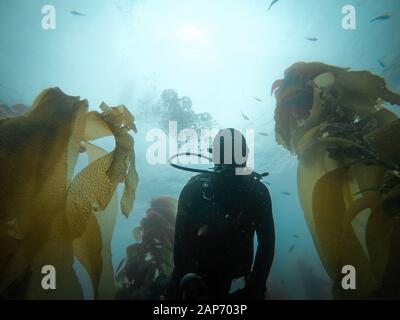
[168, 128, 275, 300]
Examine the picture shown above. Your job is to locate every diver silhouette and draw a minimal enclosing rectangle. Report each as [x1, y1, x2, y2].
[168, 128, 275, 300]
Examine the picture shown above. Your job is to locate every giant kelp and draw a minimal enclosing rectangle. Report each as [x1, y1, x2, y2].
[115, 196, 177, 300]
[0, 88, 138, 299]
[158, 89, 217, 134]
[271, 62, 400, 299]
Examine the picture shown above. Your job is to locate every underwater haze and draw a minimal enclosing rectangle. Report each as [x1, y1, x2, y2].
[1, 0, 400, 299]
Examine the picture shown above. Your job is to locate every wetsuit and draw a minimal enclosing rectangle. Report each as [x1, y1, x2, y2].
[168, 170, 275, 299]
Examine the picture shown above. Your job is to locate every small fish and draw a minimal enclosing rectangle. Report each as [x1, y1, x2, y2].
[306, 37, 318, 42]
[241, 112, 250, 121]
[378, 60, 385, 68]
[259, 132, 269, 137]
[265, 182, 271, 186]
[268, 0, 279, 11]
[293, 234, 300, 239]
[370, 13, 390, 23]
[253, 96, 262, 102]
[70, 9, 86, 16]
[281, 191, 291, 196]
[288, 245, 295, 253]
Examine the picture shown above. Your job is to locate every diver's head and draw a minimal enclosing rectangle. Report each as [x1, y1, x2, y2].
[212, 128, 249, 170]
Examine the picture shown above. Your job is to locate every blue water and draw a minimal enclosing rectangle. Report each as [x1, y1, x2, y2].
[1, 0, 399, 299]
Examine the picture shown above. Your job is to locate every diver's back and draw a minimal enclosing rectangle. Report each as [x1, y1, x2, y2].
[180, 172, 265, 278]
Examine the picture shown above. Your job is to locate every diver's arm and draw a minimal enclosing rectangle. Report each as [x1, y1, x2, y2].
[248, 186, 275, 297]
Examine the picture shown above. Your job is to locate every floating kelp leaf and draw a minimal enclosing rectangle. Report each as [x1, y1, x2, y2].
[66, 152, 118, 238]
[272, 62, 400, 153]
[69, 100, 138, 298]
[75, 141, 119, 299]
[84, 112, 113, 141]
[312, 166, 378, 298]
[100, 103, 137, 133]
[336, 71, 400, 106]
[366, 204, 391, 285]
[96, 192, 119, 299]
[0, 87, 138, 299]
[365, 119, 400, 167]
[73, 214, 102, 299]
[27, 214, 83, 300]
[0, 88, 87, 298]
[67, 102, 138, 236]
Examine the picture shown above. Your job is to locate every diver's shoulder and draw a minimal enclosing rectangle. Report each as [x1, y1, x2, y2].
[189, 173, 214, 183]
[255, 179, 269, 190]
[252, 177, 270, 197]
[182, 173, 213, 191]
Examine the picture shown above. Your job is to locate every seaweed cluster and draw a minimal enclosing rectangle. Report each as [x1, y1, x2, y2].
[158, 89, 217, 134]
[0, 103, 28, 119]
[272, 62, 400, 299]
[0, 88, 138, 299]
[115, 196, 177, 300]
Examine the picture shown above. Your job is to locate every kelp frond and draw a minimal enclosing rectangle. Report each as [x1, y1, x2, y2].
[0, 88, 138, 299]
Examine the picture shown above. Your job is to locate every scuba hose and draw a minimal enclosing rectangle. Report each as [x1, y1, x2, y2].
[168, 152, 269, 181]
